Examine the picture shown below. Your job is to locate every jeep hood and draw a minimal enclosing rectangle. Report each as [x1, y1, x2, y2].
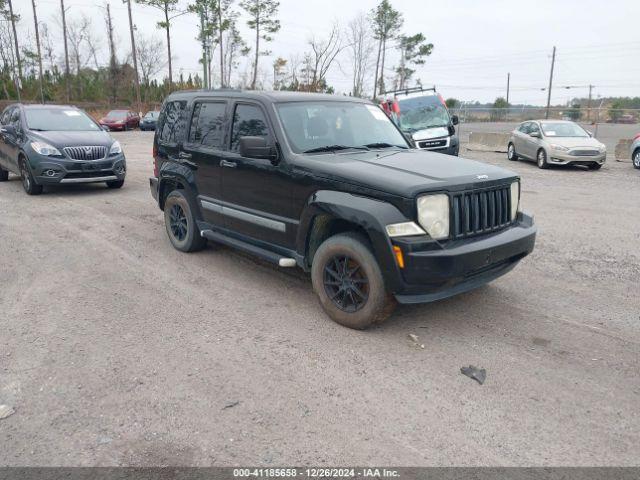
[298, 149, 518, 198]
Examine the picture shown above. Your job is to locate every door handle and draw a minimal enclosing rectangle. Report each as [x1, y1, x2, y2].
[220, 159, 237, 168]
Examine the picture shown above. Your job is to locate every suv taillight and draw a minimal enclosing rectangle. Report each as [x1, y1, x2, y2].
[153, 145, 159, 177]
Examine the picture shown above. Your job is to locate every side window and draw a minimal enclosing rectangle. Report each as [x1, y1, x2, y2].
[10, 109, 21, 131]
[519, 122, 530, 134]
[230, 104, 270, 152]
[0, 107, 13, 125]
[189, 102, 226, 148]
[158, 100, 187, 144]
[530, 122, 540, 135]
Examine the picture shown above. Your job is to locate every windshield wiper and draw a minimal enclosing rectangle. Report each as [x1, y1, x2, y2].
[364, 142, 408, 149]
[303, 145, 369, 153]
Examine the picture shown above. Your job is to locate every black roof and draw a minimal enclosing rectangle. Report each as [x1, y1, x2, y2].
[165, 89, 373, 104]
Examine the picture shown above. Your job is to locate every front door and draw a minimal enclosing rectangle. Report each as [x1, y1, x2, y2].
[524, 122, 542, 158]
[219, 101, 296, 249]
[182, 99, 228, 228]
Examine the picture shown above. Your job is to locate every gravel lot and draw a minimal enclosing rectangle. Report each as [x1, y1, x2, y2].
[1, 130, 639, 466]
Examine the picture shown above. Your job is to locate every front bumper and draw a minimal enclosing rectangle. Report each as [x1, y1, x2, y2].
[549, 151, 606, 165]
[415, 135, 459, 156]
[391, 212, 536, 304]
[31, 153, 127, 185]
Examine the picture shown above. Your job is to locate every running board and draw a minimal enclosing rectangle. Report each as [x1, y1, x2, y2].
[200, 229, 297, 268]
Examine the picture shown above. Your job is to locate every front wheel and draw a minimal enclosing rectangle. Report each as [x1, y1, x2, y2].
[163, 190, 206, 252]
[633, 150, 640, 169]
[106, 179, 125, 189]
[311, 232, 396, 329]
[588, 163, 602, 170]
[507, 143, 519, 161]
[20, 160, 43, 195]
[537, 149, 549, 169]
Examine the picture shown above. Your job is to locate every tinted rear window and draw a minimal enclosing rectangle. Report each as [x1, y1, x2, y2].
[188, 102, 226, 148]
[158, 101, 187, 144]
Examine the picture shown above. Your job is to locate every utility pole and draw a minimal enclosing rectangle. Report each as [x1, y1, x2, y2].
[506, 72, 510, 104]
[125, 0, 142, 114]
[7, 0, 22, 101]
[106, 3, 118, 105]
[32, 0, 45, 103]
[545, 46, 556, 119]
[216, 1, 224, 88]
[587, 84, 593, 123]
[60, 0, 71, 102]
[200, 10, 208, 89]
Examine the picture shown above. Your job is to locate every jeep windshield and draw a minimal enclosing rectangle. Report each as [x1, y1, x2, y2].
[275, 101, 409, 154]
[25, 108, 102, 132]
[396, 95, 451, 132]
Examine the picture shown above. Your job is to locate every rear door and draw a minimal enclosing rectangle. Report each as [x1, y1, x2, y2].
[218, 101, 296, 249]
[183, 99, 228, 227]
[0, 106, 14, 170]
[156, 99, 187, 176]
[513, 122, 529, 157]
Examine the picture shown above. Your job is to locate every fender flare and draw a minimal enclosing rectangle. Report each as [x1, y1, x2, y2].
[297, 190, 410, 292]
[157, 162, 200, 216]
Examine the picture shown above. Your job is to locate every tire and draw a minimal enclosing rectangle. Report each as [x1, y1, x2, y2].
[507, 143, 519, 161]
[633, 149, 640, 169]
[19, 158, 43, 195]
[0, 165, 8, 182]
[163, 190, 206, 252]
[311, 232, 396, 329]
[588, 163, 602, 170]
[537, 148, 549, 169]
[106, 179, 125, 189]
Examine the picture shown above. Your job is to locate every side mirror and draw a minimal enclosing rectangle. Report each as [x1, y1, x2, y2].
[587, 130, 593, 137]
[239, 136, 277, 161]
[451, 114, 459, 126]
[529, 131, 541, 138]
[0, 125, 16, 136]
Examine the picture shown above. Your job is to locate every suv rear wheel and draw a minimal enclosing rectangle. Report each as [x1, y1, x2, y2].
[311, 232, 396, 329]
[163, 190, 206, 252]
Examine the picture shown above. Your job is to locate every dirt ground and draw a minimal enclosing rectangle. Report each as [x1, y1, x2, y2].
[1, 130, 639, 466]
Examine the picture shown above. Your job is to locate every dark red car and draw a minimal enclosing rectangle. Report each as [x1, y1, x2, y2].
[99, 109, 140, 131]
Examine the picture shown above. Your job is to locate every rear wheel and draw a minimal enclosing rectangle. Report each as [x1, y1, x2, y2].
[537, 149, 549, 169]
[0, 165, 8, 181]
[163, 190, 206, 252]
[311, 232, 396, 329]
[20, 159, 43, 195]
[633, 149, 640, 169]
[507, 143, 519, 161]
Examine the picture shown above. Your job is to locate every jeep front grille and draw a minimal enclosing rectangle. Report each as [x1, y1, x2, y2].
[63, 146, 107, 160]
[451, 185, 512, 238]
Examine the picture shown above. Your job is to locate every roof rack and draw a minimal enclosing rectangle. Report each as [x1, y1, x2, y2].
[381, 86, 436, 97]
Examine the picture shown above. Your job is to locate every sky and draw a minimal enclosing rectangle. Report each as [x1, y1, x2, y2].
[11, 0, 640, 105]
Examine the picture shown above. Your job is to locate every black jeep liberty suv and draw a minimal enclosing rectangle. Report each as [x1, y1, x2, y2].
[150, 91, 536, 329]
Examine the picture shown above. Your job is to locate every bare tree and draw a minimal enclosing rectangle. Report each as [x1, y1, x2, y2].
[31, 0, 45, 102]
[59, 0, 71, 101]
[345, 12, 374, 98]
[66, 15, 91, 97]
[308, 22, 343, 92]
[105, 3, 117, 104]
[6, 0, 21, 99]
[0, 21, 17, 99]
[135, 0, 185, 88]
[239, 0, 280, 90]
[222, 19, 248, 86]
[40, 24, 56, 72]
[136, 34, 165, 101]
[125, 0, 141, 113]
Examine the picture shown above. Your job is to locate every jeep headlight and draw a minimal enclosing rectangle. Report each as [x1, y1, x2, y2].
[417, 194, 449, 240]
[109, 141, 122, 155]
[31, 141, 62, 156]
[510, 181, 520, 220]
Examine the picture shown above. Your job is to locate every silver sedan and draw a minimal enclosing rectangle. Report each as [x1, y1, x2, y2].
[508, 120, 606, 170]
